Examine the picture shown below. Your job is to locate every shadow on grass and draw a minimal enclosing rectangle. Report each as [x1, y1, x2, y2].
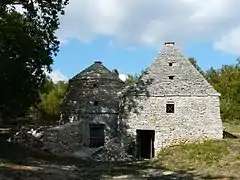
[78, 160, 195, 179]
[0, 160, 238, 180]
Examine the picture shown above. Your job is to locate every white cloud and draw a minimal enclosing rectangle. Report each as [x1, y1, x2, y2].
[214, 25, 240, 54]
[45, 69, 126, 83]
[119, 74, 126, 81]
[57, 0, 240, 53]
[46, 70, 68, 83]
[46, 70, 126, 83]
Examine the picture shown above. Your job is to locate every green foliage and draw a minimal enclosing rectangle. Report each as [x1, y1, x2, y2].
[154, 140, 229, 171]
[0, 1, 68, 120]
[125, 69, 146, 86]
[34, 78, 68, 123]
[206, 63, 240, 124]
[125, 74, 140, 86]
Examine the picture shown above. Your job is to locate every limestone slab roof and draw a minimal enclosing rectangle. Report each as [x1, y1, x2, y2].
[71, 61, 124, 82]
[129, 42, 220, 96]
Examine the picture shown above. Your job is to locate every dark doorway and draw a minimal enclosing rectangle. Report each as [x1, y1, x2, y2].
[136, 129, 155, 159]
[89, 124, 105, 148]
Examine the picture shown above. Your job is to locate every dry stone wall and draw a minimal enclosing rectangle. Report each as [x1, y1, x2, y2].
[42, 121, 84, 155]
[122, 95, 223, 155]
[39, 62, 128, 160]
[120, 43, 223, 156]
[42, 113, 120, 155]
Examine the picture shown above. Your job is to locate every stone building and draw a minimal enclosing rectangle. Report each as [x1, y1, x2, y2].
[61, 61, 124, 146]
[121, 42, 223, 158]
[42, 61, 125, 156]
[43, 42, 223, 159]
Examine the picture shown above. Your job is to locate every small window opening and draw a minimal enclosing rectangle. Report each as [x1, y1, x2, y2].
[169, 76, 174, 80]
[169, 62, 173, 66]
[93, 84, 97, 88]
[94, 101, 99, 106]
[89, 124, 105, 148]
[166, 104, 174, 113]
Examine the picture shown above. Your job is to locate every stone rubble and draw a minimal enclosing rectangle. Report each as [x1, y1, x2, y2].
[10, 125, 49, 152]
[10, 125, 134, 162]
[41, 121, 84, 155]
[91, 138, 134, 162]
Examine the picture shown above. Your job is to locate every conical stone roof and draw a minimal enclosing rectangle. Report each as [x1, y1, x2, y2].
[139, 42, 220, 96]
[71, 61, 123, 82]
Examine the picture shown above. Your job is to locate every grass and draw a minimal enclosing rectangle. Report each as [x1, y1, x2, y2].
[154, 140, 229, 171]
[153, 124, 240, 179]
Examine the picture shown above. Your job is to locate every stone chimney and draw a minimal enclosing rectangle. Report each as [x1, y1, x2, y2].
[94, 61, 102, 65]
[164, 41, 175, 45]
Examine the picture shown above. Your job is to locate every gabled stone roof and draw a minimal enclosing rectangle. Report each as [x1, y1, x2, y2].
[71, 61, 123, 82]
[139, 42, 220, 96]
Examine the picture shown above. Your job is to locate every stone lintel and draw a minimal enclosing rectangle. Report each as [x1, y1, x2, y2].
[136, 125, 155, 131]
[50, 120, 82, 130]
[89, 120, 106, 124]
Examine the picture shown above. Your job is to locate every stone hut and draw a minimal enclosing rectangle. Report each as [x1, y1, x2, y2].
[43, 61, 125, 155]
[61, 61, 125, 146]
[121, 42, 223, 159]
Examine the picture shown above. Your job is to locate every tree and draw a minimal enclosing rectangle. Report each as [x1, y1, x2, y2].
[0, 1, 68, 121]
[188, 57, 205, 76]
[125, 74, 140, 86]
[205, 60, 240, 124]
[125, 70, 146, 86]
[36, 79, 68, 124]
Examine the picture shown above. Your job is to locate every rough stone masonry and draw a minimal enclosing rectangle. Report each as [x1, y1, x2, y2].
[121, 41, 223, 157]
[42, 41, 223, 160]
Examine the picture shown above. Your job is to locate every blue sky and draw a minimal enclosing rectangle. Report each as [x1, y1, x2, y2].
[53, 37, 238, 80]
[49, 1, 240, 82]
